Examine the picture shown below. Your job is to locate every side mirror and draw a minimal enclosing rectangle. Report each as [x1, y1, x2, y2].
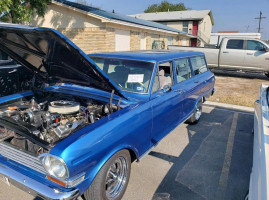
[260, 47, 269, 52]
[162, 84, 172, 92]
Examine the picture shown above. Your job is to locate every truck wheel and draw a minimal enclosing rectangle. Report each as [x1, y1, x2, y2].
[186, 101, 202, 124]
[265, 72, 269, 78]
[84, 150, 131, 200]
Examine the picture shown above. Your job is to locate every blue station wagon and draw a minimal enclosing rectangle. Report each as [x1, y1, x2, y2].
[0, 24, 215, 200]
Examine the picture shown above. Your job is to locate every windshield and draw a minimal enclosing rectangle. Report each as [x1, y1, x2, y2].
[90, 57, 155, 93]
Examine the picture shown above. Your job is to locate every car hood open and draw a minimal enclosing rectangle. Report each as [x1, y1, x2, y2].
[0, 23, 126, 99]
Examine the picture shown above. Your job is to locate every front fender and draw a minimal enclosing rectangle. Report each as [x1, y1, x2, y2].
[49, 100, 152, 195]
[76, 144, 138, 195]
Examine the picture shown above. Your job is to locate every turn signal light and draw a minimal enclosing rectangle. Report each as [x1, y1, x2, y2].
[47, 176, 66, 187]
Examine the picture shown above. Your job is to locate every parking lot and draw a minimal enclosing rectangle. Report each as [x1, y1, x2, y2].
[0, 104, 253, 200]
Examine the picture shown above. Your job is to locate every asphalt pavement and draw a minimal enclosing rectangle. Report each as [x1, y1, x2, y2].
[0, 105, 254, 200]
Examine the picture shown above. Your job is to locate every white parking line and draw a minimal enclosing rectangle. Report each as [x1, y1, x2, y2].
[204, 105, 254, 116]
[216, 112, 239, 200]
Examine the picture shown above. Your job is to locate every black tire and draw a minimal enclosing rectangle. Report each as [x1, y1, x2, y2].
[84, 149, 131, 200]
[186, 101, 202, 124]
[265, 72, 269, 78]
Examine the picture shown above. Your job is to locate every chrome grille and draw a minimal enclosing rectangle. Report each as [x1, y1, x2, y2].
[0, 142, 46, 174]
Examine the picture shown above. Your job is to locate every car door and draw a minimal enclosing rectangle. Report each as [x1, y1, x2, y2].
[244, 40, 269, 70]
[219, 39, 245, 68]
[150, 61, 184, 144]
[173, 57, 197, 120]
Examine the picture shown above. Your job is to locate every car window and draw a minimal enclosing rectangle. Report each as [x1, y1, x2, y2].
[90, 57, 154, 93]
[247, 40, 266, 51]
[226, 39, 244, 50]
[152, 62, 173, 93]
[90, 57, 104, 70]
[175, 58, 192, 83]
[190, 56, 208, 75]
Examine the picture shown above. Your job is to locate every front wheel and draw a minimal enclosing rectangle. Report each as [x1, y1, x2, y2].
[186, 101, 202, 124]
[83, 150, 131, 200]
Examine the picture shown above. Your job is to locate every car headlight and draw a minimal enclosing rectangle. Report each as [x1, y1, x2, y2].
[41, 154, 69, 179]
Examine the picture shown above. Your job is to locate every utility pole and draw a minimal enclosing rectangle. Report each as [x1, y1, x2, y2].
[255, 11, 266, 33]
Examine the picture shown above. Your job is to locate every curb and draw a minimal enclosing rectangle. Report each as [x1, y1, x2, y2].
[204, 101, 254, 113]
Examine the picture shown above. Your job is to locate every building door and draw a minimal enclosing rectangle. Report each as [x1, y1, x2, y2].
[191, 38, 197, 47]
[192, 21, 198, 36]
[115, 30, 130, 51]
[168, 36, 173, 46]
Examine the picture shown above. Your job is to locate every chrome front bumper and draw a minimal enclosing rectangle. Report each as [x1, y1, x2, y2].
[0, 163, 80, 200]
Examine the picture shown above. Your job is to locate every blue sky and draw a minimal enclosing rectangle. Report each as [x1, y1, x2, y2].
[80, 0, 269, 39]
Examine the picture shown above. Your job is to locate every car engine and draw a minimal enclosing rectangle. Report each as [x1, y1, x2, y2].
[0, 93, 115, 154]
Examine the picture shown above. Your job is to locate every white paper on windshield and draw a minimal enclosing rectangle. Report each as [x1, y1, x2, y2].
[127, 74, 144, 83]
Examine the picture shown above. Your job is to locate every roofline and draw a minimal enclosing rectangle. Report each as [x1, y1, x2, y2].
[108, 19, 188, 35]
[53, 1, 110, 22]
[130, 10, 214, 26]
[208, 10, 214, 25]
[52, 0, 189, 35]
[152, 18, 204, 22]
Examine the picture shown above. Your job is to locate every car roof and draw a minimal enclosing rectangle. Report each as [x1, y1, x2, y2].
[88, 51, 204, 62]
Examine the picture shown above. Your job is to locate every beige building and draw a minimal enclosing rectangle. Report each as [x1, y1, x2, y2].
[130, 10, 214, 47]
[29, 0, 189, 53]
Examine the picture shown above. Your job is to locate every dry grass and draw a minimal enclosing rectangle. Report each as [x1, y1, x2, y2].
[208, 76, 269, 107]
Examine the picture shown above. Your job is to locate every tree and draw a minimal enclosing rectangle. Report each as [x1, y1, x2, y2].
[144, 1, 188, 13]
[0, 0, 51, 24]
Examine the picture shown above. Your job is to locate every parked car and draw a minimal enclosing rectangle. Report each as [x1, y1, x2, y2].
[0, 23, 215, 200]
[247, 84, 269, 200]
[169, 38, 269, 77]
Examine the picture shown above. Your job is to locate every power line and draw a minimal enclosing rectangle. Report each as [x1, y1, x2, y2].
[255, 11, 266, 33]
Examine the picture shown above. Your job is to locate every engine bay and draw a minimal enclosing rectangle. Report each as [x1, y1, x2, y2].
[0, 91, 119, 155]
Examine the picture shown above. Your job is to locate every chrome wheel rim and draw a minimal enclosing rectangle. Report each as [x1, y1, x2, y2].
[195, 106, 202, 120]
[105, 156, 128, 199]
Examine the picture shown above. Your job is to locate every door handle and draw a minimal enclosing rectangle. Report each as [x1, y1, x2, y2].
[174, 89, 184, 94]
[194, 81, 200, 83]
[8, 69, 17, 74]
[247, 53, 253, 55]
[223, 51, 229, 53]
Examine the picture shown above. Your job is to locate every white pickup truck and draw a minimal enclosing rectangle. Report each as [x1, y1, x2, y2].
[168, 38, 269, 77]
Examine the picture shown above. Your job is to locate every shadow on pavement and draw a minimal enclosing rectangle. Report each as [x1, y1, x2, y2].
[151, 108, 253, 200]
[211, 68, 268, 80]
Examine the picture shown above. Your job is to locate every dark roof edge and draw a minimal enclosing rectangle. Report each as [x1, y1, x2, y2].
[52, 0, 189, 35]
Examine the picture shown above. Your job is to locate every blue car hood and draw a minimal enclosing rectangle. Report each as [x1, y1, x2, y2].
[0, 23, 126, 99]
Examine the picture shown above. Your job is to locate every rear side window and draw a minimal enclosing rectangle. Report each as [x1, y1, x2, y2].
[175, 58, 192, 83]
[190, 56, 208, 75]
[226, 39, 244, 50]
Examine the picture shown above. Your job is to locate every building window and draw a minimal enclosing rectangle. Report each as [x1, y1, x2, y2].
[183, 21, 189, 33]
